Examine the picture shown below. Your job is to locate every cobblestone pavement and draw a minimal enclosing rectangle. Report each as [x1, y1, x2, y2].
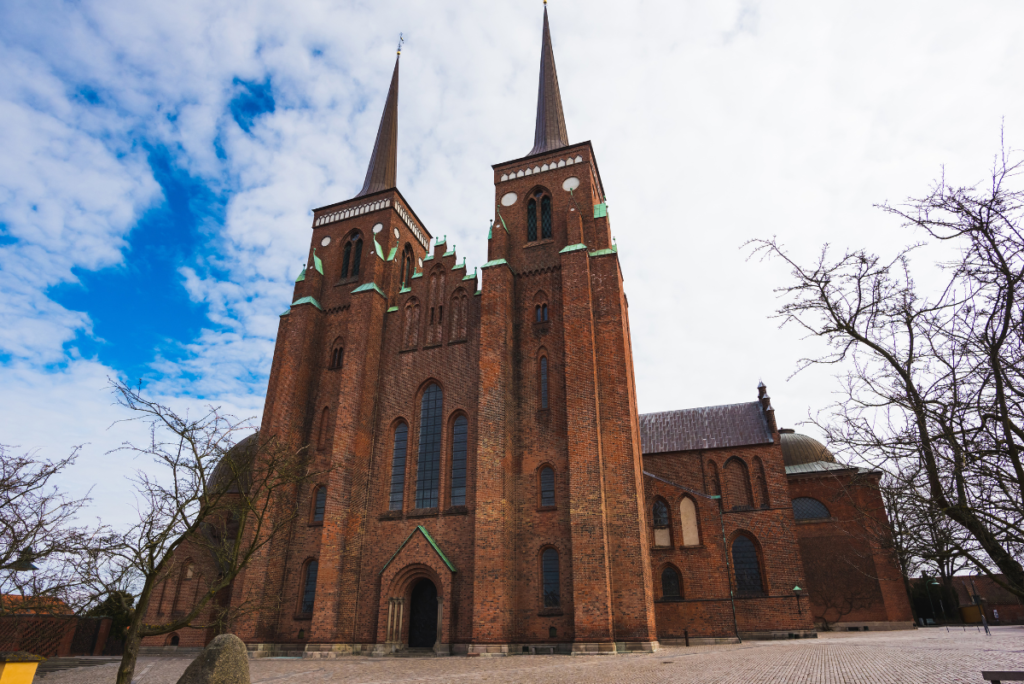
[40, 626, 1024, 684]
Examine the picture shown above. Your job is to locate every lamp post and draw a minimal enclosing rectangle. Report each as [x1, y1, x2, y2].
[924, 577, 937, 624]
[0, 547, 39, 572]
[793, 586, 803, 616]
[0, 547, 38, 615]
[931, 581, 944, 621]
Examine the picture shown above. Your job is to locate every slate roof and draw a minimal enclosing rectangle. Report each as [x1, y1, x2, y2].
[639, 402, 773, 455]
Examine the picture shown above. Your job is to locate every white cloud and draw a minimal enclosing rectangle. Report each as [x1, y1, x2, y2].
[2, 0, 1024, 527]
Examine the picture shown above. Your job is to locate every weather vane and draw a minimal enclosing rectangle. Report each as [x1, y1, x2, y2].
[397, 33, 404, 55]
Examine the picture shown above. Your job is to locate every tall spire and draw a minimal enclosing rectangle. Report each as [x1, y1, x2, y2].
[356, 47, 401, 197]
[528, 4, 570, 156]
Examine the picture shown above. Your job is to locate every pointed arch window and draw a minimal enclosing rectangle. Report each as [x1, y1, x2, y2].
[450, 415, 468, 507]
[732, 535, 764, 596]
[527, 198, 538, 242]
[539, 356, 549, 410]
[414, 384, 443, 509]
[388, 422, 408, 511]
[312, 486, 327, 523]
[401, 245, 414, 289]
[330, 343, 344, 370]
[541, 548, 560, 607]
[301, 560, 318, 614]
[541, 195, 552, 239]
[403, 299, 421, 349]
[341, 233, 363, 279]
[679, 497, 700, 547]
[661, 567, 681, 599]
[539, 466, 555, 507]
[653, 498, 671, 547]
[723, 457, 753, 511]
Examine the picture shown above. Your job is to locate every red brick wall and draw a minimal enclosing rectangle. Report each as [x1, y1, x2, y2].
[644, 441, 815, 638]
[787, 471, 913, 626]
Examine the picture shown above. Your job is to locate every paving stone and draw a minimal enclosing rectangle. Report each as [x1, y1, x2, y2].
[39, 626, 1024, 684]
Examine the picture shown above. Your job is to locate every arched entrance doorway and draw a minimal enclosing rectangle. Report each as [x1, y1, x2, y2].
[408, 578, 437, 648]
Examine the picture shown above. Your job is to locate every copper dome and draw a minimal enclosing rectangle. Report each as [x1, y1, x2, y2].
[779, 430, 836, 467]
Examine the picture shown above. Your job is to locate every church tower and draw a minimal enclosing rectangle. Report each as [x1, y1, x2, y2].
[476, 4, 657, 652]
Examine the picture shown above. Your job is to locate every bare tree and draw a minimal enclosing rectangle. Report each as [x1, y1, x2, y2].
[0, 444, 110, 614]
[100, 380, 323, 684]
[749, 141, 1024, 600]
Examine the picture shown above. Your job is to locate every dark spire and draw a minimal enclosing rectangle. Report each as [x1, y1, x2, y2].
[356, 50, 400, 197]
[528, 5, 570, 156]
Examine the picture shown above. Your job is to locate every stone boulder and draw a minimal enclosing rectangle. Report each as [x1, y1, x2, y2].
[175, 634, 250, 684]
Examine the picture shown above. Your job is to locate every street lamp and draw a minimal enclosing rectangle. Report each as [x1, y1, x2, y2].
[931, 581, 944, 621]
[924, 578, 937, 624]
[0, 547, 38, 572]
[793, 586, 803, 616]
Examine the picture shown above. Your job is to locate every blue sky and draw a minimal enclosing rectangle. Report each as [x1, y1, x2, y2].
[2, 0, 1024, 528]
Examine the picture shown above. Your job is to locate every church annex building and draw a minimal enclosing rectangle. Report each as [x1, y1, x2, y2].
[144, 7, 913, 656]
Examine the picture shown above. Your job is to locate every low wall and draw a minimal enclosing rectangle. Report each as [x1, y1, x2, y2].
[0, 616, 113, 657]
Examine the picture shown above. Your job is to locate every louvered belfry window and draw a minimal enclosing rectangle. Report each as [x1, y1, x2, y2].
[450, 415, 468, 507]
[388, 423, 408, 511]
[415, 384, 443, 509]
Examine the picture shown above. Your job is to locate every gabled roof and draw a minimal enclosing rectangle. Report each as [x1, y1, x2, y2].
[379, 525, 456, 576]
[639, 402, 773, 455]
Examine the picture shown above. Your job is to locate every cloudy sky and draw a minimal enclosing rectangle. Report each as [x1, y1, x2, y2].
[2, 0, 1022, 528]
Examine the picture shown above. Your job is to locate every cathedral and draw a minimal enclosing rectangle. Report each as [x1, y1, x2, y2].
[143, 6, 912, 656]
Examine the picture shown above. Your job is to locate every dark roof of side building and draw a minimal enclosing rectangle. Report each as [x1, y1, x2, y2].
[639, 402, 773, 455]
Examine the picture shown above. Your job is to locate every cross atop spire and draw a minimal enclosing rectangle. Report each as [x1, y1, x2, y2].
[356, 52, 400, 197]
[528, 5, 570, 156]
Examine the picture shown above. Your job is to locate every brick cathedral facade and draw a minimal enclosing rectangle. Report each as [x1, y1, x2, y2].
[143, 8, 912, 656]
